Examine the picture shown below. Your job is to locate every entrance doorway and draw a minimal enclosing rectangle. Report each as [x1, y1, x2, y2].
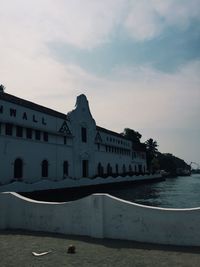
[82, 160, 89, 177]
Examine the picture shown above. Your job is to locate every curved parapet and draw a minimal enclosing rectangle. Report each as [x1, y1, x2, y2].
[102, 194, 200, 246]
[0, 192, 92, 237]
[0, 192, 200, 246]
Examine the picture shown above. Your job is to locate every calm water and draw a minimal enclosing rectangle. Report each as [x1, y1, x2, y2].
[107, 174, 200, 208]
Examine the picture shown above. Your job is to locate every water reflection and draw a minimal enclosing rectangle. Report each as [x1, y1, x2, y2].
[107, 175, 200, 208]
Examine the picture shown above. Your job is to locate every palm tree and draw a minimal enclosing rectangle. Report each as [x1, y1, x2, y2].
[145, 138, 158, 172]
[145, 138, 158, 154]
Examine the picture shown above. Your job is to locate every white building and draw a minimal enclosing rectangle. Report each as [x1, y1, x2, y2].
[0, 89, 147, 184]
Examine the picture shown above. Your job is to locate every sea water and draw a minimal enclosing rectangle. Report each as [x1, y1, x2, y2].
[108, 174, 200, 208]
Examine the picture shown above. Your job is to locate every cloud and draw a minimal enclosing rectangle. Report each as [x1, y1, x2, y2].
[1, 0, 200, 53]
[124, 1, 163, 40]
[124, 0, 200, 41]
[153, 0, 200, 28]
[0, 0, 125, 50]
[0, 0, 199, 118]
[0, 0, 199, 163]
[91, 60, 200, 131]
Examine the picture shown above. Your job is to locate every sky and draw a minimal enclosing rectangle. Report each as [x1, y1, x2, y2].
[0, 0, 200, 166]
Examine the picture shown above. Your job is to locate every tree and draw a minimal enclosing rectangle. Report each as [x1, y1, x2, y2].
[145, 138, 158, 172]
[145, 138, 158, 155]
[157, 153, 191, 176]
[121, 128, 142, 143]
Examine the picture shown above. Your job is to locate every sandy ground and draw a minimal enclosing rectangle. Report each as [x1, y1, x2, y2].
[0, 230, 200, 267]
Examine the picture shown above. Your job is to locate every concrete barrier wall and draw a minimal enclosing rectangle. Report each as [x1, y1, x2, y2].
[103, 196, 200, 246]
[0, 192, 200, 246]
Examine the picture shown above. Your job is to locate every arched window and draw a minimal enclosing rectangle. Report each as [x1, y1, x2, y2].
[129, 164, 132, 172]
[115, 164, 119, 175]
[97, 162, 103, 176]
[14, 158, 23, 179]
[107, 163, 112, 175]
[42, 160, 48, 178]
[138, 164, 142, 174]
[123, 164, 126, 174]
[63, 161, 69, 177]
[135, 165, 137, 173]
[101, 166, 104, 176]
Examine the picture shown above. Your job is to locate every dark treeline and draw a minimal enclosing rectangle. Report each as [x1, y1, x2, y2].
[122, 128, 191, 177]
[156, 153, 191, 177]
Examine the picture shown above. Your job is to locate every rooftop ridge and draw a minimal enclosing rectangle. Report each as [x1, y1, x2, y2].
[0, 92, 67, 120]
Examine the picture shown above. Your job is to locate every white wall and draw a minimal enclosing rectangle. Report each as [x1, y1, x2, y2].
[0, 135, 73, 183]
[0, 99, 66, 133]
[0, 96, 74, 183]
[67, 94, 97, 179]
[0, 192, 200, 246]
[94, 129, 147, 175]
[0, 93, 147, 183]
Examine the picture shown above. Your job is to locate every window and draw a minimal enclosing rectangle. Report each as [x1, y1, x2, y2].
[5, 123, 13, 135]
[16, 126, 23, 137]
[14, 158, 23, 179]
[82, 160, 88, 177]
[81, 127, 87, 143]
[129, 165, 132, 173]
[116, 164, 119, 175]
[97, 162, 103, 176]
[63, 161, 69, 177]
[123, 164, 126, 174]
[42, 160, 48, 178]
[35, 130, 41, 140]
[64, 136, 67, 144]
[43, 132, 48, 142]
[26, 128, 32, 139]
[107, 163, 112, 175]
[138, 164, 142, 174]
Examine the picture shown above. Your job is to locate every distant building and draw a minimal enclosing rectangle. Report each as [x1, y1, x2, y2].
[0, 91, 147, 184]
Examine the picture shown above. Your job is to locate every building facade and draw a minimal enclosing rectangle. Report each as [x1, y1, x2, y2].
[0, 90, 147, 184]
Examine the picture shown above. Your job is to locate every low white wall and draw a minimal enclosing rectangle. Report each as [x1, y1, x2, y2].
[0, 192, 200, 246]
